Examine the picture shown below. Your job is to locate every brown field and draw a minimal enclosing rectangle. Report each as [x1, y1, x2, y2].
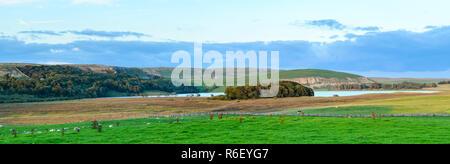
[1, 90, 448, 125]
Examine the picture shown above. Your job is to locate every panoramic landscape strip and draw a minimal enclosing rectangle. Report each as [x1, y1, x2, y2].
[0, 2, 449, 161]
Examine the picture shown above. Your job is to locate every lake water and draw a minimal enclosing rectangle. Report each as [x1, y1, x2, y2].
[102, 90, 438, 99]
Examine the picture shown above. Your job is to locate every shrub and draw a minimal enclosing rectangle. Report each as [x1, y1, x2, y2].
[216, 81, 314, 100]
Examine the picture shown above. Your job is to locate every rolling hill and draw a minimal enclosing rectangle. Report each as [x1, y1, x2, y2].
[370, 77, 450, 84]
[1, 63, 374, 89]
[279, 69, 373, 88]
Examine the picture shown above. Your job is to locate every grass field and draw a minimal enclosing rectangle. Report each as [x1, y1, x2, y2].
[1, 115, 449, 144]
[278, 94, 450, 115]
[276, 85, 450, 115]
[1, 91, 441, 125]
[0, 85, 449, 144]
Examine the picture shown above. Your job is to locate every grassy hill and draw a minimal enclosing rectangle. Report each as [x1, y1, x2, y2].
[279, 69, 363, 79]
[140, 68, 365, 79]
[141, 67, 373, 90]
[0, 63, 377, 92]
[370, 77, 450, 84]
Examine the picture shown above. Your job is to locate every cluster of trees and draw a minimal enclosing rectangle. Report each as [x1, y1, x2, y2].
[0, 65, 198, 101]
[438, 81, 450, 85]
[333, 82, 438, 90]
[211, 81, 314, 100]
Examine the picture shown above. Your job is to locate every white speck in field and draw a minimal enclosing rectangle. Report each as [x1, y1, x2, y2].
[146, 123, 151, 125]
[109, 125, 113, 128]
[0, 125, 3, 128]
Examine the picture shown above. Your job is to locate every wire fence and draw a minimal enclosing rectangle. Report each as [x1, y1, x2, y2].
[148, 112, 450, 118]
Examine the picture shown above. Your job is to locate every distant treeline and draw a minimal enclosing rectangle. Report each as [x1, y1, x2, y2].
[438, 81, 450, 85]
[0, 65, 198, 103]
[333, 82, 437, 90]
[210, 81, 314, 100]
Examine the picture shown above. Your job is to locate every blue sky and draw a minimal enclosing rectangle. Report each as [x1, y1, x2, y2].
[1, 0, 450, 78]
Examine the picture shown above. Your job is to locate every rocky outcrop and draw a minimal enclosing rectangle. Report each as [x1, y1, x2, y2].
[73, 65, 117, 74]
[283, 77, 373, 88]
[0, 66, 28, 78]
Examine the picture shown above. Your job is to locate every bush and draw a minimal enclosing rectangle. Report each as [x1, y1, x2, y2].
[438, 81, 450, 85]
[208, 95, 227, 100]
[219, 81, 314, 100]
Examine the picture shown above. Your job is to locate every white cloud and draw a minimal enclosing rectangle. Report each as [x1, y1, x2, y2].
[0, 0, 38, 6]
[18, 19, 63, 26]
[72, 0, 116, 5]
[50, 49, 64, 54]
[43, 61, 72, 65]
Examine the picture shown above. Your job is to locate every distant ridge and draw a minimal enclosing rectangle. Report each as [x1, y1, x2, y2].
[0, 63, 375, 89]
[370, 77, 450, 84]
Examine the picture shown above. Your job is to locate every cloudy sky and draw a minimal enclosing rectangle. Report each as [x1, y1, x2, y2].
[1, 0, 450, 78]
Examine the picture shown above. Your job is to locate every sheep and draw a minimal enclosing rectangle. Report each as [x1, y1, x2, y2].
[74, 127, 81, 132]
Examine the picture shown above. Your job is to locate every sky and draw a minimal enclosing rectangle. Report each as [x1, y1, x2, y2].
[0, 0, 450, 78]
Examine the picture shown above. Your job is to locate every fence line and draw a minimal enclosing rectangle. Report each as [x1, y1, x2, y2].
[147, 112, 450, 118]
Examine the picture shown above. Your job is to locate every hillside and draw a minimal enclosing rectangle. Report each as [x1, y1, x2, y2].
[138, 67, 374, 89]
[0, 63, 36, 78]
[370, 77, 450, 84]
[0, 64, 375, 90]
[0, 64, 198, 103]
[279, 69, 373, 88]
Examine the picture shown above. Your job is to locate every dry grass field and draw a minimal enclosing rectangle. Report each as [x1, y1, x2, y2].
[0, 90, 447, 125]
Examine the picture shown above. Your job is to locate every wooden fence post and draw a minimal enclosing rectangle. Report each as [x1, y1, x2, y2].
[12, 129, 17, 138]
[372, 112, 375, 120]
[92, 120, 98, 129]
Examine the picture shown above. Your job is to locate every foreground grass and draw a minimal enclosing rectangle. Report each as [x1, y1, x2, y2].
[1, 115, 449, 144]
[277, 106, 393, 115]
